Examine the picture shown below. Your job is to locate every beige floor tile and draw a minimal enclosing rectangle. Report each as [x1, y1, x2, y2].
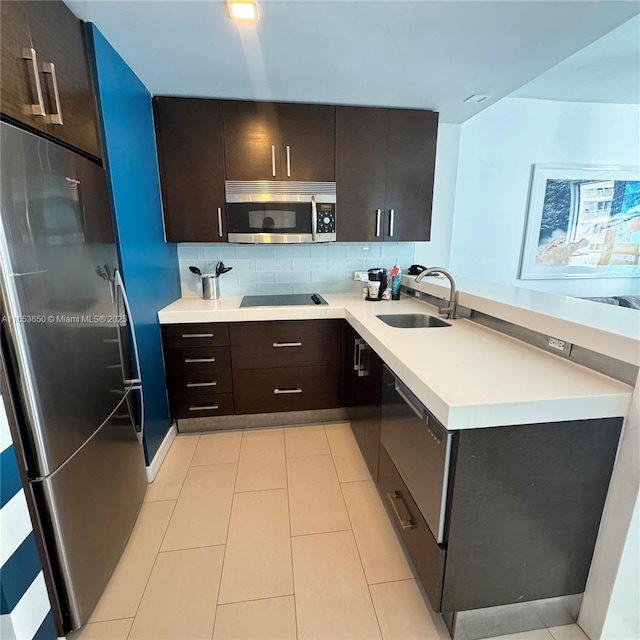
[144, 435, 199, 502]
[161, 463, 237, 551]
[191, 430, 243, 466]
[128, 545, 224, 640]
[234, 428, 286, 492]
[72, 618, 133, 640]
[369, 579, 449, 640]
[342, 480, 415, 583]
[90, 500, 174, 622]
[547, 625, 590, 640]
[484, 629, 555, 640]
[287, 455, 350, 536]
[284, 424, 330, 457]
[325, 422, 372, 483]
[219, 488, 293, 604]
[213, 596, 296, 640]
[292, 530, 382, 640]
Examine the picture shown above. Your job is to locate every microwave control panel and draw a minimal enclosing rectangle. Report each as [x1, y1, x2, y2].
[316, 203, 336, 235]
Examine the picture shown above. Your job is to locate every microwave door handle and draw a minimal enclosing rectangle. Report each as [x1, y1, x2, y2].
[115, 270, 142, 387]
[311, 196, 317, 241]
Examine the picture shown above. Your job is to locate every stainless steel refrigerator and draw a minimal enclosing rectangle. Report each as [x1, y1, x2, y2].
[0, 121, 147, 632]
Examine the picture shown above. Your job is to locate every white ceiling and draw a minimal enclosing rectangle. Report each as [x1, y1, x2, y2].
[65, 0, 640, 123]
[512, 14, 640, 104]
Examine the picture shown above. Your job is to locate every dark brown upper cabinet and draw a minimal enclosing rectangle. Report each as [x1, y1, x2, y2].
[223, 101, 335, 182]
[0, 1, 101, 159]
[154, 97, 227, 243]
[336, 106, 438, 242]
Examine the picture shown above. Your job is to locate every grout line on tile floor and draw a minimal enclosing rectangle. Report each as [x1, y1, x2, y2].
[290, 527, 352, 538]
[129, 435, 201, 630]
[234, 485, 288, 494]
[331, 443, 385, 640]
[282, 442, 299, 640]
[215, 429, 243, 612]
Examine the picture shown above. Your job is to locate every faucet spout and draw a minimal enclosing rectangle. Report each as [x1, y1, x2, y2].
[414, 267, 458, 319]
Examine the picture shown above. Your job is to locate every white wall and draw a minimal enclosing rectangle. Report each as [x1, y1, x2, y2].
[448, 97, 640, 296]
[414, 123, 461, 268]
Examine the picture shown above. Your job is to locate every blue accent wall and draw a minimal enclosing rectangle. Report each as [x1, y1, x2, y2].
[87, 24, 180, 463]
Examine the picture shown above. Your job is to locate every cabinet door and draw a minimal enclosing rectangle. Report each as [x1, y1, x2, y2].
[223, 100, 281, 180]
[278, 103, 335, 182]
[154, 98, 226, 242]
[26, 1, 101, 158]
[383, 109, 438, 241]
[0, 1, 46, 133]
[335, 107, 388, 241]
[345, 324, 383, 480]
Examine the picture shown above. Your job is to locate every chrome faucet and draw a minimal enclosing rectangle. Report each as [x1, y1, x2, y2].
[415, 267, 458, 319]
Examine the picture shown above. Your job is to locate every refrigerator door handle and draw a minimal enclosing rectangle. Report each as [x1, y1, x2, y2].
[114, 271, 142, 387]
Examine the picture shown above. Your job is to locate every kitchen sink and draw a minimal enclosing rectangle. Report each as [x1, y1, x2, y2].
[376, 313, 451, 328]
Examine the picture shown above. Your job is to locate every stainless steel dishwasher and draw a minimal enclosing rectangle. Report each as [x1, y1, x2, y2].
[380, 366, 452, 544]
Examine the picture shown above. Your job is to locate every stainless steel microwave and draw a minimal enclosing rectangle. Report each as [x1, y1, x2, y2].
[225, 181, 336, 243]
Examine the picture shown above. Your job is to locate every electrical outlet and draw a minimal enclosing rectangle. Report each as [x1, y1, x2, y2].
[547, 336, 572, 357]
[548, 337, 566, 351]
[353, 271, 368, 282]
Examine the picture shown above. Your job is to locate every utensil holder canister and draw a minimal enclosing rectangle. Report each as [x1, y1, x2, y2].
[201, 274, 220, 300]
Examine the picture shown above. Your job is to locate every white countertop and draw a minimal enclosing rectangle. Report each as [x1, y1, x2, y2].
[404, 275, 640, 367]
[158, 293, 633, 430]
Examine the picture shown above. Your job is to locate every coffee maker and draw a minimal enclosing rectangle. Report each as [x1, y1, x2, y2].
[366, 268, 388, 301]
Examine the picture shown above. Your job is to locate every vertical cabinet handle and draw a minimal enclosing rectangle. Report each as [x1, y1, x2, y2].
[22, 48, 46, 116]
[389, 209, 395, 237]
[353, 338, 360, 372]
[271, 145, 276, 177]
[286, 146, 291, 178]
[375, 209, 381, 237]
[217, 207, 223, 238]
[42, 62, 63, 125]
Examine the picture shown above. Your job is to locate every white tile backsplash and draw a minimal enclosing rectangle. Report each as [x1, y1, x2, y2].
[177, 243, 416, 297]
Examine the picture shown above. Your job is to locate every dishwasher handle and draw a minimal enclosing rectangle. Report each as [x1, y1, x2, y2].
[394, 381, 424, 420]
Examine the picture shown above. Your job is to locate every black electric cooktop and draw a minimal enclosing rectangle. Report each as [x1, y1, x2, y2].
[240, 293, 328, 307]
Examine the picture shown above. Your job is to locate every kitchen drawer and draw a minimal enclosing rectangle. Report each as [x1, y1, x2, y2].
[233, 366, 341, 414]
[163, 323, 230, 348]
[170, 393, 235, 419]
[167, 369, 233, 396]
[378, 444, 446, 611]
[230, 320, 342, 370]
[164, 346, 232, 373]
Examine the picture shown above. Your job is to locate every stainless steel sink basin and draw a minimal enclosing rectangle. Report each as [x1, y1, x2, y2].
[377, 313, 451, 328]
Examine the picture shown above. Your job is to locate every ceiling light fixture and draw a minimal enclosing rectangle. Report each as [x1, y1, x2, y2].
[464, 95, 491, 104]
[228, 1, 259, 21]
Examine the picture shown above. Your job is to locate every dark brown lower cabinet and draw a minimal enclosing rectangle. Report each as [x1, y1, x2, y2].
[170, 393, 235, 419]
[441, 417, 622, 613]
[162, 320, 343, 419]
[233, 365, 341, 414]
[377, 408, 623, 616]
[344, 324, 382, 479]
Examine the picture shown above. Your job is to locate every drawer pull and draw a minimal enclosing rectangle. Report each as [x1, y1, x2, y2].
[272, 342, 302, 348]
[189, 404, 219, 411]
[274, 388, 303, 395]
[186, 381, 217, 388]
[387, 491, 416, 530]
[184, 357, 216, 363]
[181, 333, 214, 338]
